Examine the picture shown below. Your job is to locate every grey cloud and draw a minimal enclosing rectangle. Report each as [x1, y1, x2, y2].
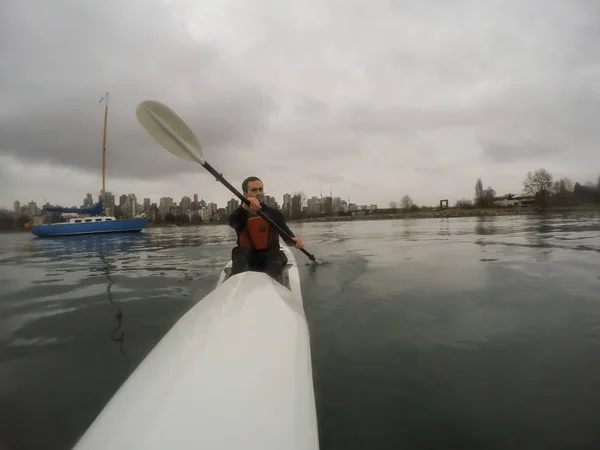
[2, 0, 600, 208]
[0, 0, 277, 180]
[309, 174, 345, 185]
[479, 138, 562, 163]
[474, 82, 600, 163]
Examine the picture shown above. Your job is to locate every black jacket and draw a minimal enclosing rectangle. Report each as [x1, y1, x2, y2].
[228, 203, 296, 248]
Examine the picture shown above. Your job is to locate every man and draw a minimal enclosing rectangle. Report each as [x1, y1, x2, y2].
[228, 176, 304, 280]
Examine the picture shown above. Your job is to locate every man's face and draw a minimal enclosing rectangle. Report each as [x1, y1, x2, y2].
[245, 180, 264, 200]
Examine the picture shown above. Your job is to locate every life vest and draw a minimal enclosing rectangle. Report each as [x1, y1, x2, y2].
[239, 216, 272, 251]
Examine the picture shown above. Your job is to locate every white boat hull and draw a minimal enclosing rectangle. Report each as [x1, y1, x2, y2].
[72, 245, 319, 450]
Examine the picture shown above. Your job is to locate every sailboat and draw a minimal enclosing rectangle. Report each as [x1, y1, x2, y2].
[30, 93, 150, 238]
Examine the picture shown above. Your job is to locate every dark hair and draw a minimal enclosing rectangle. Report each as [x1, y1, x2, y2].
[242, 176, 262, 193]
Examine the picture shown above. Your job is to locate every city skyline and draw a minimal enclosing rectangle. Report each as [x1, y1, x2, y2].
[0, 155, 382, 211]
[6, 187, 369, 216]
[5, 167, 600, 214]
[6, 189, 366, 226]
[5, 167, 600, 224]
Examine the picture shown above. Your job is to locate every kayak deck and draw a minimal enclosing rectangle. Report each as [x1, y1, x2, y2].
[72, 243, 319, 450]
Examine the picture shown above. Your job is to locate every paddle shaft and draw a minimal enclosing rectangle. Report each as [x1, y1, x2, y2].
[202, 161, 316, 261]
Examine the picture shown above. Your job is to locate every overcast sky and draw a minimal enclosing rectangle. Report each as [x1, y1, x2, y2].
[2, 0, 599, 210]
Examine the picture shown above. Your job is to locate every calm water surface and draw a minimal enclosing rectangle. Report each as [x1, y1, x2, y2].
[1, 214, 600, 449]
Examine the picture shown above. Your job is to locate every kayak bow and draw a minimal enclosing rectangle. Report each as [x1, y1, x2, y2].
[72, 245, 319, 450]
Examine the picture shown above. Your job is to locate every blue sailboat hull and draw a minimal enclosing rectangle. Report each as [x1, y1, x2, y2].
[30, 218, 150, 237]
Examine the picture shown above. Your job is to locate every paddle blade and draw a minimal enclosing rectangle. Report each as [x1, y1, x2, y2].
[136, 100, 205, 165]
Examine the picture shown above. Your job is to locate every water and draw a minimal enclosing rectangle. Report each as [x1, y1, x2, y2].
[1, 214, 600, 449]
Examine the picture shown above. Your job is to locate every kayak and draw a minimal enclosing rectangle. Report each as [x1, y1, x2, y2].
[72, 244, 320, 450]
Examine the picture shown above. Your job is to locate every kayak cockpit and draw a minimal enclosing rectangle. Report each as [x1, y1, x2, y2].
[220, 262, 294, 290]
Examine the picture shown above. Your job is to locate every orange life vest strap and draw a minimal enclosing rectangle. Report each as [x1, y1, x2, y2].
[239, 216, 272, 251]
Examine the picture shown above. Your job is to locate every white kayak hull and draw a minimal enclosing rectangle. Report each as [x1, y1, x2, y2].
[73, 245, 319, 450]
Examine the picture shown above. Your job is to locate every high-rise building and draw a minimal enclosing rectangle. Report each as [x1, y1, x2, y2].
[198, 208, 211, 222]
[291, 195, 302, 218]
[332, 196, 342, 213]
[120, 194, 137, 218]
[227, 198, 240, 215]
[307, 196, 322, 215]
[104, 192, 116, 215]
[83, 193, 93, 207]
[159, 197, 174, 219]
[180, 196, 192, 213]
[282, 193, 291, 217]
[207, 202, 218, 218]
[323, 196, 333, 215]
[28, 201, 38, 217]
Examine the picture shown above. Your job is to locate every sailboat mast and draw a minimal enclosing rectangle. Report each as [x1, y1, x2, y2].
[101, 92, 109, 197]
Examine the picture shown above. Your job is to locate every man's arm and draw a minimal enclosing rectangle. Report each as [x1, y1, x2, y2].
[228, 206, 246, 228]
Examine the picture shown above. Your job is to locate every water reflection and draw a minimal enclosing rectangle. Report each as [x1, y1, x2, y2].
[97, 251, 128, 364]
[474, 216, 498, 236]
[438, 218, 451, 238]
[23, 232, 152, 262]
[525, 215, 554, 261]
[401, 219, 418, 240]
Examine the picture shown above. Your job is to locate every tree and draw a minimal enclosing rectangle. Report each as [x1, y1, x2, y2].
[456, 198, 473, 209]
[523, 168, 553, 208]
[400, 194, 413, 211]
[482, 186, 496, 208]
[574, 179, 600, 204]
[552, 177, 573, 194]
[389, 201, 398, 210]
[551, 181, 576, 207]
[523, 168, 553, 196]
[474, 177, 484, 207]
[176, 214, 190, 224]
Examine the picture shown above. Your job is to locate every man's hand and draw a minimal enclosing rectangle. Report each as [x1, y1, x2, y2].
[242, 197, 261, 212]
[291, 237, 304, 249]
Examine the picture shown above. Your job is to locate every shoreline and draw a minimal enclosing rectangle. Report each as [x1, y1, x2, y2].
[289, 207, 600, 224]
[3, 206, 600, 233]
[288, 206, 600, 224]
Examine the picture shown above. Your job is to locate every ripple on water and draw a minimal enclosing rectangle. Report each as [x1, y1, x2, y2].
[2, 217, 600, 450]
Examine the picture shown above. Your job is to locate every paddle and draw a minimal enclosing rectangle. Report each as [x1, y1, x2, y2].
[135, 100, 317, 262]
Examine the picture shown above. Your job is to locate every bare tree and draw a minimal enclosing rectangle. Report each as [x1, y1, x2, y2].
[523, 168, 554, 208]
[474, 177, 484, 207]
[523, 168, 553, 196]
[389, 201, 398, 210]
[400, 194, 413, 211]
